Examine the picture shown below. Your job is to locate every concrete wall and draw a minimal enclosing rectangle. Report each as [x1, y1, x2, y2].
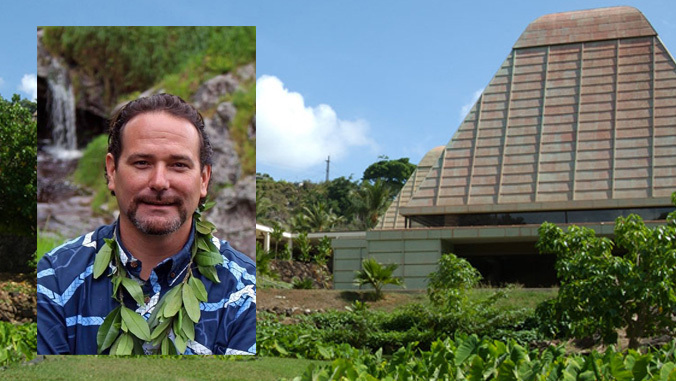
[333, 230, 443, 290]
[331, 221, 664, 290]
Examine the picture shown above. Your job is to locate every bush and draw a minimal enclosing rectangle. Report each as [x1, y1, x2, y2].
[292, 277, 314, 289]
[354, 258, 404, 300]
[427, 253, 481, 311]
[536, 194, 676, 348]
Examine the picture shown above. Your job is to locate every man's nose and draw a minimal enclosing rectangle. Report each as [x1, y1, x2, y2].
[149, 165, 170, 191]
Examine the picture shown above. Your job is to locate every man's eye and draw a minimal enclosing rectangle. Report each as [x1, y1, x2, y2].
[134, 161, 149, 166]
[173, 163, 189, 168]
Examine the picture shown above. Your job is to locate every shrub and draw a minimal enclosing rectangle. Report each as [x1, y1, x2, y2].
[427, 253, 481, 311]
[292, 277, 314, 289]
[536, 192, 676, 348]
[354, 258, 404, 300]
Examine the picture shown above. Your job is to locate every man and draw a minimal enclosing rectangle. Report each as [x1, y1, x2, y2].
[37, 94, 256, 355]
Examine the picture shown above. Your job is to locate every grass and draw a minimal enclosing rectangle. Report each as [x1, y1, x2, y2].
[470, 286, 557, 310]
[37, 230, 67, 263]
[2, 356, 325, 380]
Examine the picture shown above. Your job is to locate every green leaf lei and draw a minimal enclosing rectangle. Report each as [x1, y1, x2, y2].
[93, 200, 222, 355]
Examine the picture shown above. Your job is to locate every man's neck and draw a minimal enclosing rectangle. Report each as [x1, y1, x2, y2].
[116, 218, 192, 280]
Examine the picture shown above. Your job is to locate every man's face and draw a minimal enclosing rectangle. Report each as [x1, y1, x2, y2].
[106, 111, 211, 236]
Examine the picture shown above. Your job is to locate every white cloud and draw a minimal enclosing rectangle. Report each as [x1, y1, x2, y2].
[19, 74, 37, 101]
[459, 88, 484, 122]
[256, 75, 376, 171]
[0, 77, 4, 87]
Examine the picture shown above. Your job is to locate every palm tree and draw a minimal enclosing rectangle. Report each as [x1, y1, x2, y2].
[354, 258, 404, 300]
[270, 222, 284, 259]
[301, 200, 343, 232]
[351, 180, 391, 230]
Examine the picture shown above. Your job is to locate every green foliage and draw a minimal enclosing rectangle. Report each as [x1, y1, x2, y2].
[292, 277, 314, 290]
[536, 196, 676, 348]
[362, 156, 416, 194]
[256, 242, 277, 279]
[42, 27, 255, 107]
[291, 200, 344, 233]
[72, 134, 116, 213]
[0, 95, 36, 235]
[427, 253, 482, 311]
[294, 335, 676, 381]
[294, 232, 312, 262]
[350, 180, 391, 230]
[229, 84, 256, 176]
[314, 236, 333, 266]
[0, 322, 36, 366]
[354, 258, 404, 300]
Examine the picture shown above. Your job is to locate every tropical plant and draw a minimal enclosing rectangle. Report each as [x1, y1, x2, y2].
[292, 277, 314, 289]
[427, 253, 482, 311]
[536, 192, 676, 348]
[315, 236, 333, 266]
[270, 222, 284, 259]
[0, 322, 37, 366]
[255, 242, 276, 279]
[354, 258, 404, 300]
[351, 180, 392, 230]
[295, 335, 676, 380]
[294, 232, 312, 262]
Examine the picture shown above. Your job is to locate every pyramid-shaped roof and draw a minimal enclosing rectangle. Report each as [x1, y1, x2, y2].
[400, 6, 676, 217]
[375, 146, 444, 229]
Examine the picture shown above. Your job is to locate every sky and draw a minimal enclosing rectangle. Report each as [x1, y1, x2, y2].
[2, 0, 674, 183]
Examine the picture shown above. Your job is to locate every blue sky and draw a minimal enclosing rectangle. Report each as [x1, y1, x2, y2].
[2, 1, 674, 183]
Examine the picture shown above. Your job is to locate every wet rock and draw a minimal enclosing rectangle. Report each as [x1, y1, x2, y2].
[204, 112, 241, 186]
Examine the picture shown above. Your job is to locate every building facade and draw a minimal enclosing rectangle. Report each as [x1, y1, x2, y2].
[333, 6, 676, 290]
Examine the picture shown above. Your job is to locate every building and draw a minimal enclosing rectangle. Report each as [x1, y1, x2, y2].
[333, 6, 676, 290]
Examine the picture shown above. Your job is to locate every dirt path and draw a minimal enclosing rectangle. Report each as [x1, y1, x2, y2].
[257, 288, 427, 314]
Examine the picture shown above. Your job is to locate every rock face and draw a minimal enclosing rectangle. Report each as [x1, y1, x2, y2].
[206, 176, 255, 259]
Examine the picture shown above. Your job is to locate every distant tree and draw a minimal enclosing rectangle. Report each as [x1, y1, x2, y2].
[270, 222, 284, 259]
[0, 95, 37, 235]
[301, 201, 343, 232]
[351, 180, 391, 230]
[326, 176, 359, 220]
[255, 191, 274, 223]
[362, 156, 416, 195]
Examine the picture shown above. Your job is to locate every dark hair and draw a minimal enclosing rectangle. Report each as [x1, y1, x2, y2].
[105, 93, 213, 200]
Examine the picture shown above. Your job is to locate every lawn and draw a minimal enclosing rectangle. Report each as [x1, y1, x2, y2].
[2, 356, 325, 380]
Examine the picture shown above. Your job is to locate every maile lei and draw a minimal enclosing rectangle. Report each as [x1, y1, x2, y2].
[92, 201, 223, 355]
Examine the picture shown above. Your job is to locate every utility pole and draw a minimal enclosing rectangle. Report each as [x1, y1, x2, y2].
[325, 155, 330, 183]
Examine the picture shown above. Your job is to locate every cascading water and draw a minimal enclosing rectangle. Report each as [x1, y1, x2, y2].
[45, 58, 80, 159]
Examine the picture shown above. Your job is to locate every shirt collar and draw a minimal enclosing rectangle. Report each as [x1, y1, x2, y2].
[114, 219, 196, 281]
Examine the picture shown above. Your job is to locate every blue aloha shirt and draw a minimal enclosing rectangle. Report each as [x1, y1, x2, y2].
[37, 220, 256, 355]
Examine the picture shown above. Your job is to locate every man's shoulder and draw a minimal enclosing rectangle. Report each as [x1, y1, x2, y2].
[38, 224, 115, 273]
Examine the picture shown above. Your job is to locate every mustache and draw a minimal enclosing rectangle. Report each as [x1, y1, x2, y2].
[133, 192, 183, 206]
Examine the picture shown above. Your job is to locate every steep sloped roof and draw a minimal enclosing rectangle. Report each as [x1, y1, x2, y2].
[375, 146, 444, 229]
[400, 6, 676, 216]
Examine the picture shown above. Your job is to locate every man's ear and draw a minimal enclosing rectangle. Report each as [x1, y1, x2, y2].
[105, 153, 117, 193]
[200, 165, 212, 198]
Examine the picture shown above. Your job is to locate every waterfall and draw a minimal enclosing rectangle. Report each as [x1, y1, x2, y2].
[46, 59, 80, 158]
